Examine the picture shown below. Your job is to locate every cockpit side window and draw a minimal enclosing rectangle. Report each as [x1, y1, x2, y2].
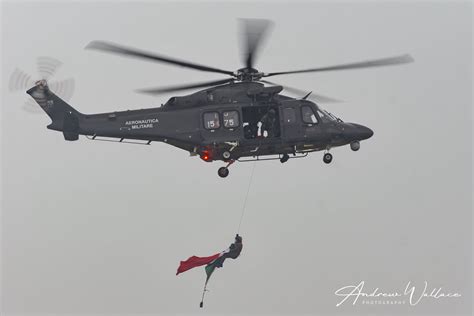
[301, 105, 318, 124]
[282, 107, 296, 124]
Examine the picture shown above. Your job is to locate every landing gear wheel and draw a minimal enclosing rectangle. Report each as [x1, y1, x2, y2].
[222, 151, 231, 159]
[323, 153, 333, 164]
[280, 153, 290, 163]
[218, 167, 229, 178]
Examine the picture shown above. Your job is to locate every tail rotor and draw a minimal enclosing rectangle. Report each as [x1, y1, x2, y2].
[9, 57, 75, 113]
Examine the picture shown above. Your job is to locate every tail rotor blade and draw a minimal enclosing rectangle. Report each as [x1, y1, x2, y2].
[9, 68, 35, 92]
[49, 78, 75, 101]
[22, 99, 43, 114]
[37, 56, 62, 80]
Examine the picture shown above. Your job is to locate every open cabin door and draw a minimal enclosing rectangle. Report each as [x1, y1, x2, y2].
[242, 105, 280, 141]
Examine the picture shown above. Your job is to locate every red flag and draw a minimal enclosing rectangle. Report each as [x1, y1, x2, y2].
[176, 253, 221, 275]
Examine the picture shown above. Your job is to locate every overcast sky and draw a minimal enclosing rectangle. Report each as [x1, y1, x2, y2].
[1, 1, 472, 316]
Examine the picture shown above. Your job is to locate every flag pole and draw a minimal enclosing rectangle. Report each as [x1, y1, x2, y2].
[199, 279, 209, 308]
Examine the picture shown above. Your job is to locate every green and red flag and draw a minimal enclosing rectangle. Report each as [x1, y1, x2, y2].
[176, 253, 220, 275]
[176, 234, 243, 307]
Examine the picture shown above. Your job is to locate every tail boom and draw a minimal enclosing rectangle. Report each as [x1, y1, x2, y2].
[27, 81, 82, 141]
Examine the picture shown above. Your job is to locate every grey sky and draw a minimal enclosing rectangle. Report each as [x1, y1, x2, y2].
[1, 1, 472, 315]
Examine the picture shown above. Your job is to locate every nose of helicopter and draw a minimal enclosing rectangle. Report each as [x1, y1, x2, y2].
[347, 123, 374, 140]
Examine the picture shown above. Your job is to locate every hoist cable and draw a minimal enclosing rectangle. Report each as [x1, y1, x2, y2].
[237, 161, 256, 233]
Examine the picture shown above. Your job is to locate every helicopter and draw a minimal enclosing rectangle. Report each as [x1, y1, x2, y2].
[26, 19, 413, 178]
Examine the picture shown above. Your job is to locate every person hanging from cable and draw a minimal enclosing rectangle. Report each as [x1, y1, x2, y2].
[177, 161, 254, 308]
[176, 234, 243, 307]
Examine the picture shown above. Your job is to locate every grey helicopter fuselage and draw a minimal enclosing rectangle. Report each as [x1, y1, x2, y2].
[27, 80, 373, 165]
[23, 17, 413, 177]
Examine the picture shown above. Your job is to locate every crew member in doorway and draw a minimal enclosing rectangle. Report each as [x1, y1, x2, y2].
[260, 108, 277, 137]
[244, 121, 259, 139]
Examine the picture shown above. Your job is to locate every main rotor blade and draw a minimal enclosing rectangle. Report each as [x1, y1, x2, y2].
[264, 54, 414, 77]
[260, 80, 342, 103]
[136, 78, 234, 95]
[241, 19, 273, 69]
[86, 41, 235, 76]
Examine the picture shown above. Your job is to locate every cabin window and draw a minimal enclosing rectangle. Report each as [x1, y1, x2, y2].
[282, 107, 296, 124]
[223, 111, 239, 128]
[203, 112, 220, 130]
[301, 105, 318, 124]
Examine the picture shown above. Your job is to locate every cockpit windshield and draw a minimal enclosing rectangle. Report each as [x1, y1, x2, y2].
[317, 107, 342, 122]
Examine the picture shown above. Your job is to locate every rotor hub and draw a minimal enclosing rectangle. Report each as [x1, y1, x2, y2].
[35, 79, 48, 87]
[34, 79, 48, 90]
[235, 67, 264, 82]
